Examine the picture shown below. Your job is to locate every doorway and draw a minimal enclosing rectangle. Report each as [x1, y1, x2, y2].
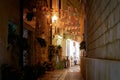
[66, 39, 81, 67]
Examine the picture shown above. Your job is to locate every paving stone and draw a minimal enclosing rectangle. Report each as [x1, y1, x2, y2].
[38, 65, 83, 80]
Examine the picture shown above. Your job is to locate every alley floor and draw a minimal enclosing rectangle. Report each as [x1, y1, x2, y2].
[38, 65, 83, 80]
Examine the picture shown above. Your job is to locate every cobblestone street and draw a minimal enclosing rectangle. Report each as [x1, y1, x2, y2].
[38, 65, 83, 80]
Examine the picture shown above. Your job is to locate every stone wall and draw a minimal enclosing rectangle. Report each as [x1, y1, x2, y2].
[86, 0, 120, 59]
[0, 0, 20, 79]
[83, 0, 120, 80]
[84, 57, 120, 80]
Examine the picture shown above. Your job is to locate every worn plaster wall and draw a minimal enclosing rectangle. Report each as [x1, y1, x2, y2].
[84, 0, 120, 80]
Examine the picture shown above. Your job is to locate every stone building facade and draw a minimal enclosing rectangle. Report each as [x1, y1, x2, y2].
[83, 0, 120, 80]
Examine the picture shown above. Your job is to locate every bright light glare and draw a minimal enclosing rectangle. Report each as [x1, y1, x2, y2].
[52, 15, 58, 23]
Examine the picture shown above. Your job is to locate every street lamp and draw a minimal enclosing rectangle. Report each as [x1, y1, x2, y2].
[45, 8, 58, 45]
[51, 14, 58, 44]
[48, 13, 58, 62]
[52, 14, 58, 23]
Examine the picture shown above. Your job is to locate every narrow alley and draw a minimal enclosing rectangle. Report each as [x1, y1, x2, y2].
[0, 0, 120, 80]
[38, 65, 83, 80]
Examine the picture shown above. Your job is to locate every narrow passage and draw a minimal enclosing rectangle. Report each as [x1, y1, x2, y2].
[65, 65, 83, 80]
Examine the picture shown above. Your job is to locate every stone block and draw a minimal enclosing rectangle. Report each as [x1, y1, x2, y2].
[109, 13, 114, 28]
[112, 26, 117, 41]
[101, 25, 104, 34]
[102, 34, 106, 45]
[103, 10, 108, 21]
[110, 0, 118, 11]
[108, 1, 112, 13]
[100, 36, 103, 46]
[101, 14, 106, 23]
[101, 35, 105, 45]
[118, 4, 120, 20]
[109, 29, 113, 42]
[107, 43, 113, 58]
[114, 6, 120, 24]
[105, 32, 109, 44]
[110, 61, 120, 80]
[115, 41, 120, 59]
[99, 60, 108, 80]
[102, 46, 107, 58]
[101, 0, 105, 12]
[116, 22, 120, 39]
[106, 5, 111, 17]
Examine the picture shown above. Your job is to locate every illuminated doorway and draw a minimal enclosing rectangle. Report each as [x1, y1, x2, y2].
[66, 39, 80, 67]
